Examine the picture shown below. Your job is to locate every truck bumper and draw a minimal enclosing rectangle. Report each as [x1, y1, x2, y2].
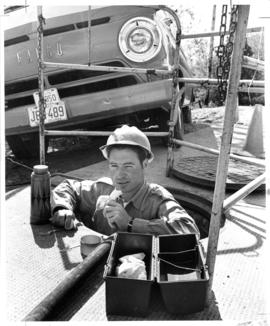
[6, 79, 173, 136]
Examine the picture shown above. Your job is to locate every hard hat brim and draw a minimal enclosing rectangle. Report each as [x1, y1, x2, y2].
[100, 141, 154, 162]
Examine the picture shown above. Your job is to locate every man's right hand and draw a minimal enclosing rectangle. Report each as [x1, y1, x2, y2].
[50, 209, 77, 230]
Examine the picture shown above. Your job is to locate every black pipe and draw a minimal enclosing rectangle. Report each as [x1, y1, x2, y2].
[23, 241, 111, 321]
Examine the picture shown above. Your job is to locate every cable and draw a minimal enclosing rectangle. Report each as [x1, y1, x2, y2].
[158, 256, 201, 272]
[6, 156, 84, 188]
[6, 157, 33, 171]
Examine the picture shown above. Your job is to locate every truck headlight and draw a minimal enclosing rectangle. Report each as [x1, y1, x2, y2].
[118, 17, 162, 63]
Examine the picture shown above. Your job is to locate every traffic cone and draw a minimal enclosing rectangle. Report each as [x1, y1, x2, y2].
[242, 104, 265, 158]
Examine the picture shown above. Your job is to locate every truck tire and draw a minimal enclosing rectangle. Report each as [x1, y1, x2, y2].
[6, 134, 48, 159]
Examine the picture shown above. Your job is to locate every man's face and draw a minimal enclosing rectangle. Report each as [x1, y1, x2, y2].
[108, 147, 147, 199]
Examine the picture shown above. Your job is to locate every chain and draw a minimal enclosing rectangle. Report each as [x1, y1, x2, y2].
[168, 22, 182, 147]
[216, 5, 228, 105]
[173, 28, 182, 88]
[216, 5, 238, 105]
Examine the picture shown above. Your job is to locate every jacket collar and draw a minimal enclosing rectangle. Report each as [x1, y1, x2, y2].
[125, 181, 149, 210]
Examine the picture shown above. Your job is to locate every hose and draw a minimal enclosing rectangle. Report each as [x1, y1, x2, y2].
[23, 241, 111, 321]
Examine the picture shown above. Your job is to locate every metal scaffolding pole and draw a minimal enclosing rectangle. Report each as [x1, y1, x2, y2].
[43, 61, 172, 76]
[37, 6, 45, 165]
[172, 138, 265, 167]
[223, 173, 265, 212]
[45, 130, 169, 137]
[206, 5, 250, 302]
[87, 6, 92, 65]
[37, 6, 184, 165]
[159, 6, 182, 176]
[43, 61, 266, 86]
[208, 5, 216, 78]
[181, 26, 262, 39]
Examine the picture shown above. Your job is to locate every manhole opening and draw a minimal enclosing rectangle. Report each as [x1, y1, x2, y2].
[172, 156, 265, 191]
[171, 191, 226, 240]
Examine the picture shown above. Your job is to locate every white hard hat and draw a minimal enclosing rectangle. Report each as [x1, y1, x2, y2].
[100, 125, 154, 162]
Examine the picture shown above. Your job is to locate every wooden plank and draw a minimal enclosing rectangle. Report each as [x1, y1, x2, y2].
[205, 6, 251, 302]
[223, 173, 265, 212]
[242, 63, 264, 72]
[242, 55, 264, 71]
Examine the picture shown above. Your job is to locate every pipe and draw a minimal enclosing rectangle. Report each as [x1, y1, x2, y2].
[37, 6, 45, 165]
[208, 5, 216, 78]
[223, 173, 265, 212]
[172, 139, 265, 167]
[44, 61, 172, 76]
[88, 6, 92, 65]
[45, 130, 169, 137]
[175, 77, 264, 87]
[186, 83, 264, 93]
[181, 26, 263, 39]
[23, 241, 111, 321]
[43, 61, 266, 87]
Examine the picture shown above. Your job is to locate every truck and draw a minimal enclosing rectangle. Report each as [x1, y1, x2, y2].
[5, 5, 193, 158]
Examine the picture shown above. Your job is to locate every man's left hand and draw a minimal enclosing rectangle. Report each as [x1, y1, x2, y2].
[103, 199, 132, 231]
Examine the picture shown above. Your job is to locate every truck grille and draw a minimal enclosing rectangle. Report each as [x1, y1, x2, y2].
[47, 61, 124, 85]
[58, 75, 137, 98]
[5, 61, 138, 109]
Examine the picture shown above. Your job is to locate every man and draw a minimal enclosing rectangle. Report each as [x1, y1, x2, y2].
[50, 125, 199, 236]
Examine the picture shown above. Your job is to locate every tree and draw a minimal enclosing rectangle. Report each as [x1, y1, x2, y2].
[170, 5, 264, 106]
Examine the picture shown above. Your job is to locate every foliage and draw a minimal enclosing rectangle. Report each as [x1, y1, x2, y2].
[172, 5, 265, 106]
[185, 38, 209, 78]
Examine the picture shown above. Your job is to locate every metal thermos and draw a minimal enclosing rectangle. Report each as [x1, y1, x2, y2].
[30, 165, 51, 224]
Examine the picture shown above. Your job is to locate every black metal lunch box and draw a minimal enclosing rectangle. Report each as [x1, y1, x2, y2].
[103, 232, 209, 316]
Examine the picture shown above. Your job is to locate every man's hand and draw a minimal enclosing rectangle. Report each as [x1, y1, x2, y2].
[103, 200, 132, 231]
[50, 209, 77, 230]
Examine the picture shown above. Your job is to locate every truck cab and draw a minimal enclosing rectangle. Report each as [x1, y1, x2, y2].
[5, 6, 193, 158]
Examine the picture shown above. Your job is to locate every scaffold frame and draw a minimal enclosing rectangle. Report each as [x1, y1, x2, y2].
[36, 4, 265, 303]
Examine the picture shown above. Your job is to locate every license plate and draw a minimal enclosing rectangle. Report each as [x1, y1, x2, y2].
[28, 101, 68, 127]
[33, 88, 60, 107]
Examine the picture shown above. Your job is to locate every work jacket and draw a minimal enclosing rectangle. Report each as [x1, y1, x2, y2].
[51, 177, 200, 236]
